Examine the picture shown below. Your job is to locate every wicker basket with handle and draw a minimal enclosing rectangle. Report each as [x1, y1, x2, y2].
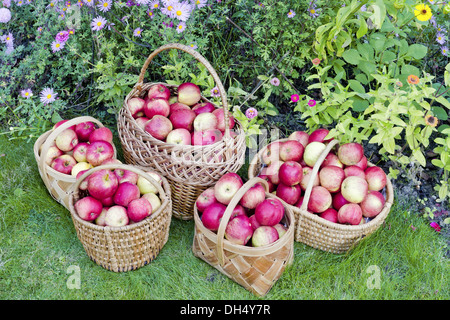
[117, 43, 246, 220]
[248, 139, 394, 254]
[34, 116, 117, 210]
[68, 163, 172, 272]
[192, 177, 295, 297]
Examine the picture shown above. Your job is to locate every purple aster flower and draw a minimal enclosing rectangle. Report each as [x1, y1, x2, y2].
[51, 40, 65, 53]
[161, 0, 176, 18]
[270, 77, 280, 86]
[176, 22, 186, 33]
[82, 0, 94, 7]
[5, 43, 14, 55]
[287, 9, 295, 18]
[1, 32, 14, 45]
[147, 10, 155, 19]
[436, 33, 446, 45]
[442, 46, 449, 57]
[40, 88, 57, 105]
[97, 0, 112, 12]
[21, 89, 33, 99]
[55, 30, 70, 43]
[149, 0, 160, 10]
[309, 2, 320, 18]
[133, 27, 143, 37]
[0, 7, 11, 23]
[2, 0, 11, 8]
[210, 86, 220, 97]
[189, 42, 198, 50]
[193, 0, 207, 8]
[91, 16, 107, 31]
[173, 1, 192, 21]
[245, 107, 258, 119]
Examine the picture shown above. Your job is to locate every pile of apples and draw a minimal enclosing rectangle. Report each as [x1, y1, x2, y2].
[74, 160, 164, 227]
[257, 128, 388, 226]
[43, 119, 116, 177]
[127, 82, 236, 146]
[196, 173, 289, 247]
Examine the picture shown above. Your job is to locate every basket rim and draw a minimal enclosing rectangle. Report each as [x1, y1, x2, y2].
[193, 179, 295, 258]
[248, 138, 394, 232]
[68, 164, 172, 232]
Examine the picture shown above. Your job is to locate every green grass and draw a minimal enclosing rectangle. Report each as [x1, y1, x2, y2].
[0, 133, 448, 300]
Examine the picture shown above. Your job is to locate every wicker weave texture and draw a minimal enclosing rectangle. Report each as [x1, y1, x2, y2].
[248, 139, 394, 254]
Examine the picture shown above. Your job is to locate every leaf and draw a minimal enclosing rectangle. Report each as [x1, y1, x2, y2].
[342, 49, 362, 65]
[348, 80, 366, 94]
[356, 17, 368, 38]
[431, 106, 448, 120]
[412, 149, 426, 167]
[406, 44, 428, 60]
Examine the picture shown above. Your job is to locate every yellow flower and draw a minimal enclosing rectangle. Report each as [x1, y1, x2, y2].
[425, 114, 438, 127]
[414, 4, 432, 21]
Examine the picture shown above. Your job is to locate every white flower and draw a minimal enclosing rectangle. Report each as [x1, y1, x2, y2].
[0, 7, 12, 23]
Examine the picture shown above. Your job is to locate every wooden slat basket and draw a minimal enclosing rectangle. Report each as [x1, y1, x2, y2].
[192, 177, 295, 297]
[117, 43, 246, 220]
[68, 164, 172, 272]
[34, 116, 117, 210]
[248, 139, 394, 254]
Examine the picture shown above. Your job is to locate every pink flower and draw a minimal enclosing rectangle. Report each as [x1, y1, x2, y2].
[430, 222, 441, 232]
[210, 86, 220, 97]
[291, 94, 300, 102]
[270, 77, 280, 86]
[312, 58, 321, 65]
[245, 107, 258, 119]
[55, 30, 69, 43]
[308, 99, 316, 107]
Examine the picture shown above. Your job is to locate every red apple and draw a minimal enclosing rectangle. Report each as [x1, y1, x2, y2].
[365, 166, 387, 191]
[338, 203, 363, 225]
[225, 215, 253, 245]
[295, 196, 304, 208]
[75, 121, 96, 142]
[169, 109, 196, 131]
[165, 128, 191, 145]
[53, 119, 75, 131]
[299, 166, 320, 191]
[279, 161, 303, 186]
[145, 115, 173, 141]
[214, 172, 243, 205]
[135, 117, 150, 130]
[169, 102, 191, 114]
[308, 128, 332, 143]
[256, 174, 275, 193]
[201, 202, 227, 231]
[288, 130, 309, 148]
[72, 142, 89, 163]
[55, 128, 78, 152]
[74, 196, 103, 221]
[230, 204, 247, 219]
[100, 196, 114, 207]
[127, 97, 146, 118]
[355, 155, 368, 170]
[252, 226, 279, 247]
[142, 193, 161, 214]
[337, 142, 364, 166]
[276, 183, 301, 205]
[319, 165, 345, 192]
[332, 192, 350, 211]
[76, 169, 90, 191]
[261, 141, 282, 166]
[273, 223, 287, 238]
[344, 165, 366, 179]
[265, 160, 284, 185]
[212, 109, 235, 132]
[192, 102, 215, 115]
[319, 208, 338, 223]
[360, 190, 385, 218]
[193, 112, 218, 132]
[196, 187, 217, 213]
[249, 214, 261, 231]
[87, 169, 119, 199]
[127, 197, 153, 222]
[308, 186, 332, 213]
[85, 141, 115, 166]
[105, 205, 129, 227]
[178, 82, 201, 106]
[147, 83, 171, 101]
[89, 127, 113, 144]
[239, 183, 266, 209]
[255, 198, 284, 226]
[114, 168, 139, 184]
[113, 182, 140, 207]
[45, 145, 64, 166]
[279, 140, 304, 162]
[51, 154, 77, 174]
[340, 176, 368, 203]
[144, 98, 171, 119]
[191, 129, 222, 146]
[303, 141, 327, 167]
[321, 153, 343, 168]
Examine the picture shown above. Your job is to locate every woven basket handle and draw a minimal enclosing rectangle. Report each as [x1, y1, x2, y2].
[38, 116, 108, 191]
[300, 139, 340, 212]
[69, 163, 166, 199]
[135, 43, 231, 139]
[216, 177, 269, 266]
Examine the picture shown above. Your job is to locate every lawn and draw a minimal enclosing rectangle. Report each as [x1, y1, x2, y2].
[0, 133, 448, 301]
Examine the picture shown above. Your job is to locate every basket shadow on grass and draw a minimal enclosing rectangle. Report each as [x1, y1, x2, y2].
[0, 134, 448, 300]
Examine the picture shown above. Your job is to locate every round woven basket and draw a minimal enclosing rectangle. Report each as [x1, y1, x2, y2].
[33, 116, 117, 210]
[68, 163, 172, 272]
[248, 139, 394, 254]
[192, 177, 295, 297]
[117, 43, 246, 220]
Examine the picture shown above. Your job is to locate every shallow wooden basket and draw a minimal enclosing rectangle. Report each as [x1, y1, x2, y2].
[68, 164, 172, 272]
[192, 177, 295, 297]
[33, 116, 117, 210]
[248, 139, 394, 254]
[117, 43, 246, 220]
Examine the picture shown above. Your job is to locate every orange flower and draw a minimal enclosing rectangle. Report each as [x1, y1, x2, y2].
[407, 74, 420, 85]
[425, 114, 438, 127]
[312, 58, 321, 65]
